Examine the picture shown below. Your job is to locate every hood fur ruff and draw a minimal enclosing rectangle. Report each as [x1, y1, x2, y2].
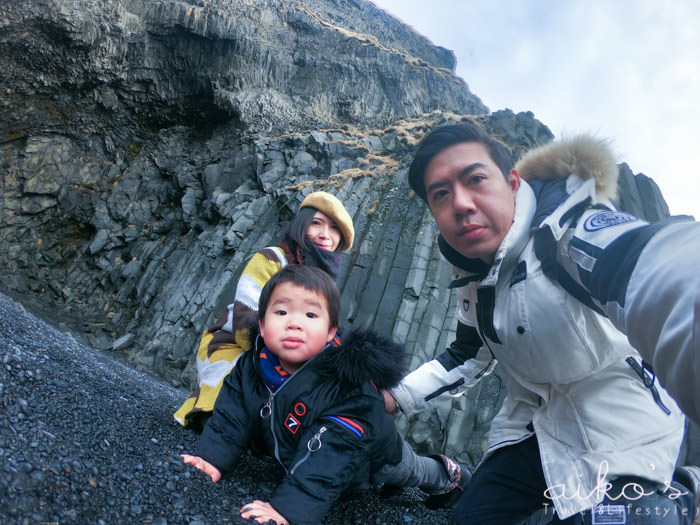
[314, 326, 408, 391]
[515, 135, 619, 201]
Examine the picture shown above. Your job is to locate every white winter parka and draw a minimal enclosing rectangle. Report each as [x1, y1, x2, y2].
[392, 136, 686, 519]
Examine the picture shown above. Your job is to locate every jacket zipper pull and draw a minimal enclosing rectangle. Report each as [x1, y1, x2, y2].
[307, 426, 327, 452]
[260, 393, 274, 418]
[289, 425, 328, 476]
[625, 357, 671, 415]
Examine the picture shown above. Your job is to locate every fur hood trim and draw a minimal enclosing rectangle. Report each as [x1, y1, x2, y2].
[313, 326, 408, 390]
[515, 135, 619, 201]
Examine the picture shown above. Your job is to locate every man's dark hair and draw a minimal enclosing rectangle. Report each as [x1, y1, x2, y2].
[258, 264, 340, 329]
[408, 121, 514, 202]
[280, 206, 346, 253]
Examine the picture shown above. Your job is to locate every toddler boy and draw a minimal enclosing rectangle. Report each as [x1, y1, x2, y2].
[183, 265, 468, 524]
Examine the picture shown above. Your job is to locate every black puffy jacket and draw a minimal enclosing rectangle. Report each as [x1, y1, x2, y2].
[195, 326, 407, 524]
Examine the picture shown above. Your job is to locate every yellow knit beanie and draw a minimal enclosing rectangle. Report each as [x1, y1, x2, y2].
[299, 191, 355, 251]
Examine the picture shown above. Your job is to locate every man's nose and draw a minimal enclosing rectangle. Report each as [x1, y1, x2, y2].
[453, 185, 476, 214]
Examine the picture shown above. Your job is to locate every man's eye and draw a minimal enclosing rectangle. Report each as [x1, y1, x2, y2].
[468, 175, 484, 185]
[430, 189, 449, 202]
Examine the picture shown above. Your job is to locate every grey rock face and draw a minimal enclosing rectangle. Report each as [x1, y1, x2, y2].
[0, 0, 676, 464]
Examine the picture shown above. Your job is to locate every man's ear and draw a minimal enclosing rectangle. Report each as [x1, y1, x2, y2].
[327, 325, 338, 343]
[509, 169, 521, 193]
[258, 319, 265, 339]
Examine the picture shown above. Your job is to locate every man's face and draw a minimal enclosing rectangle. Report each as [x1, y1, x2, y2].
[259, 281, 337, 374]
[424, 142, 520, 263]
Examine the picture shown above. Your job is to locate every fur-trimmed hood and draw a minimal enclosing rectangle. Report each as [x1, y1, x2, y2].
[515, 135, 619, 201]
[312, 326, 407, 390]
[244, 321, 407, 391]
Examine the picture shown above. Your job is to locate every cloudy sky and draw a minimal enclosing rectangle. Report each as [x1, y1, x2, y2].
[371, 0, 700, 219]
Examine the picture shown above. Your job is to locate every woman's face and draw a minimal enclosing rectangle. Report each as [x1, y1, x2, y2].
[305, 211, 342, 252]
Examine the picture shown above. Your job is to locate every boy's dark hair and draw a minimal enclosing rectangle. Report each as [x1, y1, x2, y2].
[258, 265, 340, 329]
[408, 121, 514, 202]
[280, 206, 346, 253]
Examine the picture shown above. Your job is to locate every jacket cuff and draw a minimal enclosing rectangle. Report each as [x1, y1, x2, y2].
[391, 381, 420, 416]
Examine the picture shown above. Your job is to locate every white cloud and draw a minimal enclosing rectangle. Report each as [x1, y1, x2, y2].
[371, 0, 700, 218]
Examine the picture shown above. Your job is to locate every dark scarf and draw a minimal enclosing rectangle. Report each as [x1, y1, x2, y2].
[279, 237, 343, 280]
[259, 347, 290, 392]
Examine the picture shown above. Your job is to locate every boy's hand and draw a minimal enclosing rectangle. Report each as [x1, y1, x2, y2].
[181, 454, 221, 483]
[240, 500, 289, 525]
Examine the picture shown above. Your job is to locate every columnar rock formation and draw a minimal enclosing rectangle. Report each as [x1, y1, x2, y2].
[0, 0, 672, 463]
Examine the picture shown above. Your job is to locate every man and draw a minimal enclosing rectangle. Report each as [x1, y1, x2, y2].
[385, 121, 698, 524]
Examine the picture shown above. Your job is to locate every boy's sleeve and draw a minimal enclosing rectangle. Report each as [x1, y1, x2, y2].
[269, 403, 375, 524]
[194, 359, 254, 473]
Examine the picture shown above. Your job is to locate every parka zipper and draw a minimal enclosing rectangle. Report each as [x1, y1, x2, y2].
[255, 342, 330, 470]
[260, 392, 274, 419]
[258, 357, 314, 468]
[259, 390, 283, 463]
[289, 425, 327, 475]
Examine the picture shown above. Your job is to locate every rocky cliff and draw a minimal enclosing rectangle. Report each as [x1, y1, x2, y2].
[0, 0, 673, 463]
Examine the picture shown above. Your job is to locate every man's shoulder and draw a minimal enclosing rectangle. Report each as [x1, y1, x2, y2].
[528, 178, 570, 227]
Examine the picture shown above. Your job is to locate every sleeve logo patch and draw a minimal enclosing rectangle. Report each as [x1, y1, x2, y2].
[285, 414, 301, 434]
[584, 211, 638, 231]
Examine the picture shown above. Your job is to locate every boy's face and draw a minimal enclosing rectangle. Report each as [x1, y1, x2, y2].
[259, 281, 337, 374]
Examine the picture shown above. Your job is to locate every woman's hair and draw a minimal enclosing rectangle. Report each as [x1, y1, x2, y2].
[280, 206, 346, 253]
[258, 264, 340, 329]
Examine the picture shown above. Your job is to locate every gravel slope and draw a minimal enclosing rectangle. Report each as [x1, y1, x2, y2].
[0, 293, 452, 525]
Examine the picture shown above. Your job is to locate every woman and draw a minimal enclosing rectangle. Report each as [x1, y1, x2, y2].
[174, 191, 355, 432]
